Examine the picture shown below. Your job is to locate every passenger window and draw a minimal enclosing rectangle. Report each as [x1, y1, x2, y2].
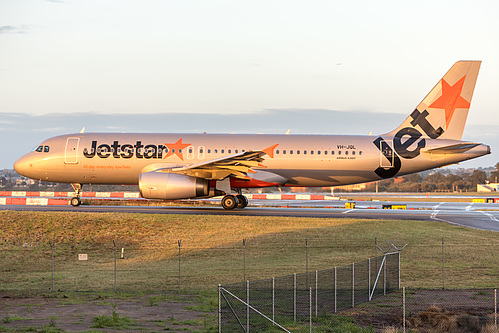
[317, 151, 321, 155]
[228, 149, 231, 153]
[208, 149, 211, 154]
[359, 151, 363, 155]
[290, 150, 293, 154]
[352, 151, 356, 155]
[324, 151, 328, 155]
[304, 150, 307, 155]
[283, 150, 286, 154]
[221, 149, 225, 153]
[297, 150, 300, 154]
[235, 150, 238, 153]
[338, 151, 341, 155]
[276, 150, 280, 154]
[35, 146, 43, 152]
[331, 151, 334, 155]
[311, 151, 314, 155]
[214, 149, 218, 154]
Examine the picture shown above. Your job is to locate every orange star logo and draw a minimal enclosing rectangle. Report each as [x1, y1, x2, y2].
[163, 139, 191, 160]
[428, 76, 470, 129]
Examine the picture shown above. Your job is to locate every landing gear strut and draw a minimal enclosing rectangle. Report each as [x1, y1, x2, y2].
[70, 183, 83, 207]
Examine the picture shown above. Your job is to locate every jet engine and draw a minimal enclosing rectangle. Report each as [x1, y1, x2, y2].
[139, 172, 210, 200]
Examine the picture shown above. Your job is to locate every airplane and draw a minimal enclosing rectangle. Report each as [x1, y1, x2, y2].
[14, 61, 490, 209]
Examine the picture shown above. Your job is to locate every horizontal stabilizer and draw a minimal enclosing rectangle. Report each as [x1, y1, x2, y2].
[421, 143, 480, 155]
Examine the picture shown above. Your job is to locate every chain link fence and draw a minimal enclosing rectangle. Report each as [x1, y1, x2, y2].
[219, 252, 400, 332]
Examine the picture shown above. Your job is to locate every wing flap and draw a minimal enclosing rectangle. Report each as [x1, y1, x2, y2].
[153, 145, 278, 180]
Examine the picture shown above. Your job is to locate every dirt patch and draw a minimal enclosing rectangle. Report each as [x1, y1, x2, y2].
[0, 292, 215, 332]
[339, 289, 497, 332]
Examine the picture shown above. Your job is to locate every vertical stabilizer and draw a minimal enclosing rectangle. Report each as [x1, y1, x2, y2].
[386, 61, 481, 140]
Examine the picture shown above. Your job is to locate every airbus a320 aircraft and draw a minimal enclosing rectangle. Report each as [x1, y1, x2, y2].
[14, 61, 490, 209]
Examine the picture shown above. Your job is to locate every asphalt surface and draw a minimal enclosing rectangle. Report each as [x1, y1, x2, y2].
[2, 200, 499, 232]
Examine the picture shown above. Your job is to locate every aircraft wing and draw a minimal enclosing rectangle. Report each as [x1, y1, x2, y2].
[421, 143, 480, 155]
[156, 144, 278, 180]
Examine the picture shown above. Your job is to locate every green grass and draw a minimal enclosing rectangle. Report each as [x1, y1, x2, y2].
[90, 304, 135, 329]
[0, 211, 497, 293]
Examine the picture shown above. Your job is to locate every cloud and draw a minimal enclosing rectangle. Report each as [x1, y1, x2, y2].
[0, 26, 27, 34]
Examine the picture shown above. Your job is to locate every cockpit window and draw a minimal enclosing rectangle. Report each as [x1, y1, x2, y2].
[34, 145, 50, 152]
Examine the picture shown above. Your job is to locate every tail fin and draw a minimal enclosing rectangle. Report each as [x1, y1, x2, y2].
[386, 61, 481, 140]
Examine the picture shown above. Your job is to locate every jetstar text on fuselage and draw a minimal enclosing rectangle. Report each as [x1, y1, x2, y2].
[83, 141, 171, 159]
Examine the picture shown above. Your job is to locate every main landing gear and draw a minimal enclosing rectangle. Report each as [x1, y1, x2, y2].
[70, 183, 83, 207]
[221, 194, 249, 210]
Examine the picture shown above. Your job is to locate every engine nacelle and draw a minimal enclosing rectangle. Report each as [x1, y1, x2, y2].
[139, 172, 210, 200]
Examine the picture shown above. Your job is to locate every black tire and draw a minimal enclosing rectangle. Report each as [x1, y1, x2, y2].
[70, 197, 81, 207]
[221, 195, 238, 210]
[236, 194, 248, 209]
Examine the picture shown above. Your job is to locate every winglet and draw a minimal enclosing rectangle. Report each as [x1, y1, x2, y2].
[262, 144, 279, 158]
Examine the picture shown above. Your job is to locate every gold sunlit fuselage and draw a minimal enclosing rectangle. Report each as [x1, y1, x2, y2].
[14, 133, 490, 188]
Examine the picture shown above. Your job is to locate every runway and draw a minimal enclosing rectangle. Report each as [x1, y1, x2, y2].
[2, 199, 499, 232]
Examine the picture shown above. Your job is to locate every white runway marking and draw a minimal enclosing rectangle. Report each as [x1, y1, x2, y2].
[432, 203, 443, 210]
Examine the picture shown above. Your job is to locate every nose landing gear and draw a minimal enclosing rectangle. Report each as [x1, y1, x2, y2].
[70, 183, 83, 207]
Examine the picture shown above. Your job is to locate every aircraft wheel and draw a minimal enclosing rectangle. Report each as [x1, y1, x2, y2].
[236, 194, 248, 209]
[221, 195, 238, 210]
[70, 197, 81, 207]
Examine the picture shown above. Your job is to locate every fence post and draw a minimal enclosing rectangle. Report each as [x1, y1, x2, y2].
[442, 236, 445, 290]
[178, 239, 182, 291]
[403, 287, 406, 333]
[495, 288, 497, 333]
[334, 267, 337, 313]
[113, 239, 117, 292]
[49, 241, 54, 292]
[315, 270, 318, 317]
[246, 280, 250, 332]
[218, 284, 221, 333]
[398, 251, 401, 290]
[352, 263, 355, 308]
[243, 238, 246, 284]
[293, 273, 297, 321]
[368, 258, 371, 301]
[272, 277, 275, 325]
[309, 287, 312, 333]
[383, 256, 387, 295]
[306, 238, 309, 289]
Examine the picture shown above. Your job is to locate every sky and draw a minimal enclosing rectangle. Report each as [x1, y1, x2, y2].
[1, 0, 499, 170]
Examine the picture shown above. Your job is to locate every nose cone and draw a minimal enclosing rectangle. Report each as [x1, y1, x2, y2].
[14, 154, 34, 177]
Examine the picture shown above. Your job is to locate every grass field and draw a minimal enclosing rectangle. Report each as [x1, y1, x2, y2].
[0, 211, 497, 293]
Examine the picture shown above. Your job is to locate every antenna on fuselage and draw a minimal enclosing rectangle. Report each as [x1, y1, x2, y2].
[80, 127, 85, 133]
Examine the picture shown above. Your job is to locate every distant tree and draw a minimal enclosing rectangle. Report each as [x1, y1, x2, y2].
[467, 169, 487, 188]
[488, 162, 499, 183]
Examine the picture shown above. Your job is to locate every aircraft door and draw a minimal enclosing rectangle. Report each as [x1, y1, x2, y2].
[65, 137, 80, 164]
[379, 139, 394, 168]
